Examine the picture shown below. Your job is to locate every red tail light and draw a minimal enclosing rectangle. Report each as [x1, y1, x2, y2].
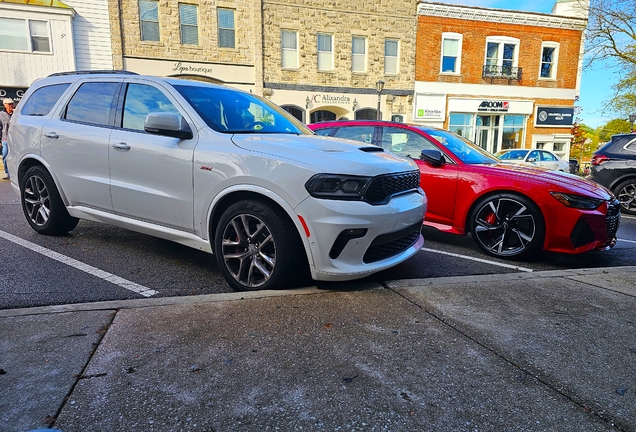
[591, 154, 610, 165]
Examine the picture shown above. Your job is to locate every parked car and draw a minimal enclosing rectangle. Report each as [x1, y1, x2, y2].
[6, 72, 426, 291]
[568, 158, 580, 174]
[494, 148, 569, 172]
[589, 133, 636, 214]
[309, 121, 620, 260]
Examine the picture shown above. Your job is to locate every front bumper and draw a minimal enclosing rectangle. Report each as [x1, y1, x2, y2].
[296, 190, 426, 281]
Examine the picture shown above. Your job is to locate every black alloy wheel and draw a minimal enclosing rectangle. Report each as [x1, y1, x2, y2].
[470, 193, 544, 260]
[21, 166, 79, 235]
[214, 199, 306, 291]
[614, 179, 636, 215]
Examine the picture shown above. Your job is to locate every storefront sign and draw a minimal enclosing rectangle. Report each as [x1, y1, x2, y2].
[172, 61, 214, 75]
[414, 93, 446, 120]
[310, 94, 351, 106]
[478, 100, 509, 112]
[0, 87, 28, 103]
[535, 106, 574, 127]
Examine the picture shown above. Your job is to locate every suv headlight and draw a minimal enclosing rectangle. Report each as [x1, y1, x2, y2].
[305, 174, 371, 201]
[550, 192, 604, 209]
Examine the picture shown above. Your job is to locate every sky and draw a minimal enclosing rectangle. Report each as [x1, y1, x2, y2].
[433, 0, 615, 128]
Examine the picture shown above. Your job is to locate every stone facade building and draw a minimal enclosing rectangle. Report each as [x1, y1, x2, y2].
[111, 0, 262, 93]
[261, 0, 417, 123]
[413, 0, 588, 159]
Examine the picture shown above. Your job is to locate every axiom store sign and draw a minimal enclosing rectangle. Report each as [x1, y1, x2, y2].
[478, 101, 509, 112]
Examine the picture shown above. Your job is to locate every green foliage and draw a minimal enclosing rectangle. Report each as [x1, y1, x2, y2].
[596, 118, 632, 142]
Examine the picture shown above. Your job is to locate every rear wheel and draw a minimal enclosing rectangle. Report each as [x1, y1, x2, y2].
[21, 166, 79, 235]
[214, 200, 307, 291]
[614, 179, 636, 215]
[470, 193, 544, 260]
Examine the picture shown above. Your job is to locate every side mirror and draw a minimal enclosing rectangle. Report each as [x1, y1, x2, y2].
[144, 112, 193, 140]
[420, 149, 445, 167]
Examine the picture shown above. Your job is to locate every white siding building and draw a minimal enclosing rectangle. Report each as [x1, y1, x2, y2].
[0, 0, 114, 103]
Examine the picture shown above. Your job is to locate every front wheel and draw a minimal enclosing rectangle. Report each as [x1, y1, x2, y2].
[214, 200, 307, 291]
[21, 166, 79, 235]
[470, 193, 544, 260]
[614, 179, 636, 215]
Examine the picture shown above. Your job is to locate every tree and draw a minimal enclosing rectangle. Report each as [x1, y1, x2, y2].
[595, 118, 632, 142]
[579, 0, 636, 117]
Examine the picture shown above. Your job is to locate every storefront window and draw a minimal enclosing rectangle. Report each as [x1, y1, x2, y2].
[449, 113, 473, 140]
[355, 108, 377, 120]
[281, 105, 303, 123]
[502, 115, 525, 150]
[310, 110, 336, 124]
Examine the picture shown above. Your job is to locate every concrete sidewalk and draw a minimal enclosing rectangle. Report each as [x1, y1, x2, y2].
[1, 267, 635, 432]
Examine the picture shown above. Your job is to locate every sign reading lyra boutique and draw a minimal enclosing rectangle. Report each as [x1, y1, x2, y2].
[536, 106, 574, 127]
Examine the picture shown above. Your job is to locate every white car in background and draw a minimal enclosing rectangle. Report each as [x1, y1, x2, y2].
[7, 71, 426, 292]
[495, 149, 569, 172]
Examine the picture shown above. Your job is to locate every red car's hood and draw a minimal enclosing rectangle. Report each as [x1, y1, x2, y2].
[470, 163, 613, 199]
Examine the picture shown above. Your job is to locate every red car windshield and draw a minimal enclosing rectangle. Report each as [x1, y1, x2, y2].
[417, 127, 499, 165]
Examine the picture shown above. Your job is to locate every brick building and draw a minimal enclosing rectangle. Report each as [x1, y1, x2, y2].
[413, 0, 587, 159]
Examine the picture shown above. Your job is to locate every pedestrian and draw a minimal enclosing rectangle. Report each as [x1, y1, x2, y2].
[1, 97, 14, 180]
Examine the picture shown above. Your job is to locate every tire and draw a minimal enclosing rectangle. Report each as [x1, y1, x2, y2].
[614, 179, 636, 215]
[214, 200, 307, 291]
[21, 166, 79, 235]
[470, 193, 545, 260]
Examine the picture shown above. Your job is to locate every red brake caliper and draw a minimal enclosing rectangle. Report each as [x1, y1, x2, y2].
[485, 212, 497, 225]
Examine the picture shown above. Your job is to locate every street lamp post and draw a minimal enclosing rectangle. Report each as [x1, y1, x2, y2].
[629, 114, 636, 132]
[376, 79, 385, 120]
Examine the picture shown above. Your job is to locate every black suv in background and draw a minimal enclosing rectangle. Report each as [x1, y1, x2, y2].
[589, 133, 636, 214]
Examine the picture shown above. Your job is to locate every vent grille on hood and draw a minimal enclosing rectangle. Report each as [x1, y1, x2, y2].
[359, 147, 384, 153]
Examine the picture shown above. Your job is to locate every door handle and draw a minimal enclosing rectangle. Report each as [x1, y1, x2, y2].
[112, 142, 131, 151]
[44, 132, 59, 139]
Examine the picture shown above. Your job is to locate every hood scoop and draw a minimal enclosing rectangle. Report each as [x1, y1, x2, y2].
[359, 146, 384, 153]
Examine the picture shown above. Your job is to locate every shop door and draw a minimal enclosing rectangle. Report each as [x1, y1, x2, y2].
[476, 115, 500, 154]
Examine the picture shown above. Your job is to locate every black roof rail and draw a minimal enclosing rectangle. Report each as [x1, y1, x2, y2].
[47, 70, 139, 77]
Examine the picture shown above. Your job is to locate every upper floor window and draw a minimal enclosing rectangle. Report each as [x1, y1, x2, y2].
[218, 8, 235, 48]
[352, 36, 367, 73]
[0, 17, 50, 53]
[384, 39, 399, 74]
[139, 0, 160, 41]
[540, 42, 559, 79]
[484, 36, 520, 79]
[440, 33, 462, 74]
[317, 33, 333, 71]
[281, 30, 298, 69]
[179, 3, 198, 45]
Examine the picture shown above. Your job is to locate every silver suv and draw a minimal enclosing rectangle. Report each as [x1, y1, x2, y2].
[7, 71, 426, 291]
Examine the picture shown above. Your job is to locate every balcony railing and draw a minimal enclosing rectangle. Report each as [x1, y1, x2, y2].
[482, 65, 523, 83]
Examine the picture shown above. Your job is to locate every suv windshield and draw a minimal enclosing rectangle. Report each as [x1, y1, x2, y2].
[418, 128, 499, 165]
[173, 84, 310, 135]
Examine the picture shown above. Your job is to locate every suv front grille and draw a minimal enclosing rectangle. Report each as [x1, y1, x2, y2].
[363, 171, 420, 205]
[363, 222, 421, 263]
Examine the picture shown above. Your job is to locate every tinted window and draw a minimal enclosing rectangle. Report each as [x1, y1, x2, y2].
[122, 84, 180, 131]
[313, 127, 335, 136]
[382, 127, 437, 158]
[65, 82, 118, 126]
[333, 126, 374, 144]
[20, 83, 70, 116]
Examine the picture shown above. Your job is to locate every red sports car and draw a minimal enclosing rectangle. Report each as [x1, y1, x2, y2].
[309, 120, 620, 260]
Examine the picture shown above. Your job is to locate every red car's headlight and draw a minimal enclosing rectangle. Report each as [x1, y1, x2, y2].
[550, 192, 604, 210]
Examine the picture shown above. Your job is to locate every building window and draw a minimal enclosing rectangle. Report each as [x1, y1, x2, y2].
[218, 8, 235, 48]
[352, 36, 366, 73]
[449, 113, 474, 140]
[540, 42, 559, 79]
[441, 33, 462, 74]
[384, 39, 399, 74]
[281, 30, 298, 69]
[179, 4, 198, 45]
[317, 33, 333, 71]
[0, 17, 50, 52]
[139, 0, 159, 41]
[502, 114, 526, 150]
[484, 37, 519, 77]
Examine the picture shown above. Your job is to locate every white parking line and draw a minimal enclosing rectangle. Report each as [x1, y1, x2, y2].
[421, 247, 534, 272]
[622, 215, 636, 220]
[618, 238, 636, 244]
[0, 230, 158, 297]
